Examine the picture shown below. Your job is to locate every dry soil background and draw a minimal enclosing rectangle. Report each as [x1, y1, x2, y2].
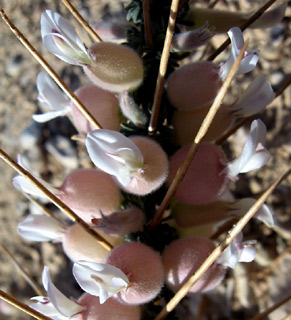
[0, 0, 290, 319]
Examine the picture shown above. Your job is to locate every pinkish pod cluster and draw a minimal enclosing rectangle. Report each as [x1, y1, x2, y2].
[10, 3, 285, 319]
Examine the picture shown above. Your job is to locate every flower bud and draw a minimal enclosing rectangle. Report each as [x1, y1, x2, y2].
[84, 42, 144, 93]
[92, 206, 145, 237]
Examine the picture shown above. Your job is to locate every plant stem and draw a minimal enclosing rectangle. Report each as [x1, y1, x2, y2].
[149, 39, 249, 229]
[148, 0, 180, 133]
[155, 168, 291, 320]
[0, 289, 53, 320]
[61, 0, 102, 43]
[0, 9, 102, 130]
[0, 148, 113, 251]
[143, 0, 154, 48]
[207, 0, 277, 61]
[250, 292, 291, 320]
[0, 244, 46, 296]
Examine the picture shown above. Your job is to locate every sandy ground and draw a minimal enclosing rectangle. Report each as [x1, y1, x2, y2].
[0, 0, 290, 319]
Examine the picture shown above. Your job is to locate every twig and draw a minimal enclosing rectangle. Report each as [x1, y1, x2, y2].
[0, 289, 53, 320]
[143, 0, 154, 48]
[148, 0, 180, 133]
[250, 292, 291, 320]
[0, 244, 45, 296]
[154, 168, 291, 320]
[0, 148, 113, 251]
[207, 0, 277, 61]
[149, 39, 249, 229]
[0, 9, 102, 130]
[215, 74, 291, 145]
[61, 0, 102, 43]
[208, 0, 220, 9]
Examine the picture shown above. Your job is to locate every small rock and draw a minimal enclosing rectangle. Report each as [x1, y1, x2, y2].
[5, 54, 23, 77]
[19, 122, 42, 149]
[45, 135, 78, 169]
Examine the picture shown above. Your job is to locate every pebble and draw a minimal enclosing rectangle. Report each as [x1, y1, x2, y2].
[45, 135, 78, 169]
[19, 121, 42, 149]
[5, 54, 24, 77]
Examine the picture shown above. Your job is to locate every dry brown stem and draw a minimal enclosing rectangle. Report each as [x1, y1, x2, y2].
[143, 0, 154, 48]
[0, 9, 102, 130]
[0, 289, 53, 320]
[207, 0, 277, 61]
[154, 168, 291, 320]
[61, 0, 102, 42]
[0, 244, 45, 296]
[148, 0, 180, 133]
[0, 148, 113, 251]
[215, 75, 291, 145]
[149, 39, 250, 229]
[250, 292, 291, 320]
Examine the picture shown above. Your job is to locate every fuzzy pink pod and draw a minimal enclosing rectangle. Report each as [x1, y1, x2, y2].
[71, 85, 121, 132]
[59, 169, 121, 223]
[76, 293, 141, 320]
[168, 143, 228, 204]
[84, 42, 144, 93]
[172, 104, 232, 145]
[105, 242, 164, 305]
[121, 136, 169, 195]
[162, 237, 226, 294]
[167, 61, 222, 110]
[62, 224, 122, 263]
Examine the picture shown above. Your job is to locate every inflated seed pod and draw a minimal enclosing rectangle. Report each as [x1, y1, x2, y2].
[163, 236, 226, 294]
[59, 169, 121, 223]
[84, 42, 144, 93]
[167, 61, 222, 110]
[71, 85, 121, 132]
[62, 224, 122, 263]
[168, 143, 228, 204]
[77, 293, 141, 320]
[105, 242, 164, 305]
[120, 136, 169, 196]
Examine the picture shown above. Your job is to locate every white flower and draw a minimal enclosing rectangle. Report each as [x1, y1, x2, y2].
[30, 267, 84, 320]
[220, 27, 259, 80]
[230, 198, 274, 227]
[86, 129, 145, 186]
[17, 214, 66, 242]
[41, 10, 93, 66]
[33, 72, 71, 123]
[12, 155, 61, 198]
[231, 75, 275, 118]
[226, 119, 271, 177]
[73, 261, 129, 304]
[217, 232, 256, 269]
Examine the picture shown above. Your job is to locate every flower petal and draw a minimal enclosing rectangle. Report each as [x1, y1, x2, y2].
[42, 266, 84, 317]
[32, 108, 71, 123]
[41, 10, 92, 65]
[231, 75, 275, 117]
[86, 129, 144, 186]
[17, 214, 65, 242]
[73, 261, 129, 304]
[220, 27, 258, 80]
[226, 120, 271, 176]
[36, 72, 70, 110]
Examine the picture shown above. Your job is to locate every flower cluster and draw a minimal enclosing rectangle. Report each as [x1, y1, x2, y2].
[10, 2, 286, 319]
